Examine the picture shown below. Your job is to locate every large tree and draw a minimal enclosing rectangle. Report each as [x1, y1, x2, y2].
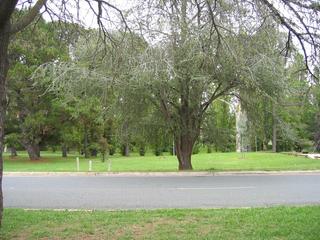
[125, 0, 291, 169]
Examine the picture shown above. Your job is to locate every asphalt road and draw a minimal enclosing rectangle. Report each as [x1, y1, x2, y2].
[3, 174, 320, 209]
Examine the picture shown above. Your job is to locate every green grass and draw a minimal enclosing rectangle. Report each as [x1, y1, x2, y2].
[3, 151, 320, 172]
[1, 206, 319, 239]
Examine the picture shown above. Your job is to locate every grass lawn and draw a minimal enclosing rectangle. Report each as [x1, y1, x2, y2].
[3, 151, 320, 172]
[1, 206, 319, 239]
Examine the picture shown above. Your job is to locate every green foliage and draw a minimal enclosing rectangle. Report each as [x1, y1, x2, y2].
[98, 137, 108, 162]
[4, 133, 20, 149]
[192, 143, 200, 154]
[202, 100, 235, 152]
[8, 6, 319, 160]
[6, 18, 70, 158]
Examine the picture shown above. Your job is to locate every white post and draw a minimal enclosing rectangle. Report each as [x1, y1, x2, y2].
[76, 157, 80, 171]
[108, 159, 112, 172]
[89, 160, 92, 172]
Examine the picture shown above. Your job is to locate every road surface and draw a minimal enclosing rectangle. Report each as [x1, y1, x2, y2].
[3, 174, 320, 209]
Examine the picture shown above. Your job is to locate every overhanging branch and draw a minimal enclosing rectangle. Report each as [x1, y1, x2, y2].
[10, 0, 47, 34]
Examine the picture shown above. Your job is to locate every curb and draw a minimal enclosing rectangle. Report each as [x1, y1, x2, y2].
[4, 170, 320, 177]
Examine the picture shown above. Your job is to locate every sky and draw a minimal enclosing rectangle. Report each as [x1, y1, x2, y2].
[41, 0, 135, 29]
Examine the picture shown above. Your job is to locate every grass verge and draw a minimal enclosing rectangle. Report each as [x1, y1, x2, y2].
[1, 206, 319, 239]
[4, 151, 320, 172]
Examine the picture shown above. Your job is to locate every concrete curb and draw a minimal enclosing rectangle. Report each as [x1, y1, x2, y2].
[4, 170, 320, 177]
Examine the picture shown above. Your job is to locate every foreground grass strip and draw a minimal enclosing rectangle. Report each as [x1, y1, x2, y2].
[4, 152, 320, 172]
[1, 206, 320, 239]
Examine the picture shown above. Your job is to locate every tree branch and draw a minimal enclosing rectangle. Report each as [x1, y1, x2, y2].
[10, 0, 47, 34]
[260, 0, 318, 79]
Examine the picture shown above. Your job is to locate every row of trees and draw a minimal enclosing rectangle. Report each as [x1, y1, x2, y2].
[5, 5, 320, 166]
[5, 6, 319, 168]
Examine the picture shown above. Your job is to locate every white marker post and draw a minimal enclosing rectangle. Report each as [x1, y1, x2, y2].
[76, 157, 80, 172]
[108, 159, 112, 172]
[89, 160, 92, 172]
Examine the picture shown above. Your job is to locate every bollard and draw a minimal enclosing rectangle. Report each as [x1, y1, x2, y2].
[76, 157, 80, 171]
[89, 160, 92, 172]
[108, 159, 112, 172]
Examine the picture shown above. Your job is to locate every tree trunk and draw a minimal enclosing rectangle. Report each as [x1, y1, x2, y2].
[315, 113, 320, 152]
[272, 104, 277, 152]
[236, 101, 250, 152]
[91, 149, 98, 157]
[25, 144, 40, 160]
[175, 135, 195, 170]
[10, 147, 17, 157]
[62, 144, 67, 158]
[263, 139, 268, 151]
[122, 121, 130, 157]
[122, 143, 130, 157]
[0, 20, 11, 227]
[83, 125, 89, 158]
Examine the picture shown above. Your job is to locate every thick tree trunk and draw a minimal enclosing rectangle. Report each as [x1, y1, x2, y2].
[121, 143, 130, 156]
[236, 101, 251, 152]
[0, 20, 11, 227]
[10, 147, 17, 157]
[175, 135, 195, 170]
[62, 144, 67, 158]
[25, 144, 40, 160]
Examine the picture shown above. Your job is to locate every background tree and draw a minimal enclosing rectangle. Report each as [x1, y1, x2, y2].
[202, 99, 235, 152]
[7, 17, 68, 160]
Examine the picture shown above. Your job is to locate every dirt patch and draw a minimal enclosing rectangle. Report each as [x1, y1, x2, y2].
[111, 218, 176, 240]
[11, 217, 206, 240]
[14, 229, 35, 240]
[198, 224, 220, 236]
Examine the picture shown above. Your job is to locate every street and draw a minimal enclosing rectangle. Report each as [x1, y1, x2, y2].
[3, 174, 320, 209]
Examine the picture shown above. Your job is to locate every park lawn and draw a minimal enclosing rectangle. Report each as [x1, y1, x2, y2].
[1, 206, 319, 239]
[3, 151, 320, 172]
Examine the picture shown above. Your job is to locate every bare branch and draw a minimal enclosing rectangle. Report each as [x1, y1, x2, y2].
[10, 0, 47, 34]
[260, 0, 319, 79]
